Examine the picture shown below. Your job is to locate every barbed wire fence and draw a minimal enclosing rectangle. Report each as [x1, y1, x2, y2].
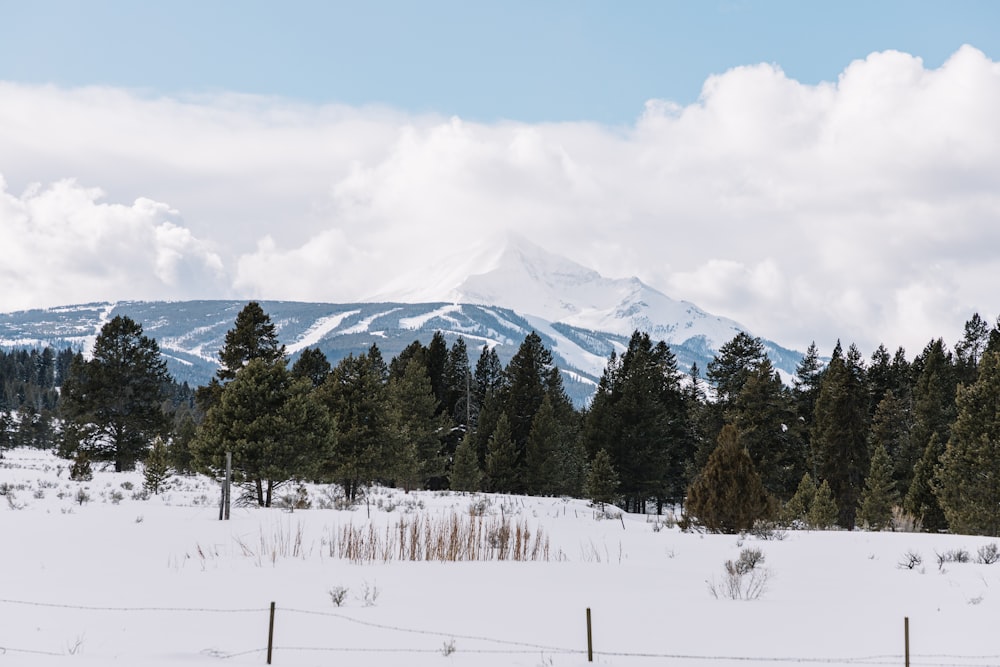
[1, 597, 998, 665]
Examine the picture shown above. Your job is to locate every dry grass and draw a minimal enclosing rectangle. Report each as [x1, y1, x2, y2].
[329, 512, 551, 563]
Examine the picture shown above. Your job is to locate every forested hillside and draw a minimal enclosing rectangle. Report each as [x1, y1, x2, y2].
[4, 303, 1000, 536]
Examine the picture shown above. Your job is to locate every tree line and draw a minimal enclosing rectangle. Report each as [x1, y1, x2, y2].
[5, 302, 1000, 537]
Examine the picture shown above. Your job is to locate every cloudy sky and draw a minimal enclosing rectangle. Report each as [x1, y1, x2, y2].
[1, 1, 999, 358]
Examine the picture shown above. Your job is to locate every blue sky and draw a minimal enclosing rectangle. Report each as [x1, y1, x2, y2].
[3, 1, 997, 123]
[1, 1, 1000, 356]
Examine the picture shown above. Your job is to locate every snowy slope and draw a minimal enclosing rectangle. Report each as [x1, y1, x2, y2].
[373, 233, 748, 350]
[2, 447, 999, 667]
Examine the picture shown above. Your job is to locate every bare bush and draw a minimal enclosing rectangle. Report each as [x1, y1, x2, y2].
[977, 543, 1000, 565]
[936, 548, 971, 570]
[898, 550, 922, 570]
[328, 585, 349, 607]
[708, 548, 771, 600]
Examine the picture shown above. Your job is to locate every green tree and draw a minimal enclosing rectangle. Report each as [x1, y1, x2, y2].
[216, 301, 286, 381]
[581, 331, 692, 512]
[730, 357, 806, 500]
[685, 425, 773, 534]
[524, 394, 560, 495]
[291, 347, 331, 387]
[61, 315, 170, 472]
[143, 436, 172, 495]
[935, 350, 1000, 536]
[318, 345, 391, 500]
[485, 413, 518, 493]
[193, 359, 330, 507]
[386, 356, 447, 491]
[856, 443, 898, 530]
[707, 332, 768, 406]
[905, 433, 947, 531]
[908, 339, 957, 527]
[808, 480, 839, 530]
[868, 390, 915, 498]
[781, 472, 817, 526]
[450, 432, 482, 492]
[810, 345, 869, 528]
[586, 448, 619, 509]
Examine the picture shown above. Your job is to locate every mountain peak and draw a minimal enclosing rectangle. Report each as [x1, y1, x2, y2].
[370, 233, 748, 349]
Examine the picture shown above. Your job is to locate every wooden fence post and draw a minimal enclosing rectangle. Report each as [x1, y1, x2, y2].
[904, 616, 909, 667]
[586, 607, 593, 662]
[267, 601, 276, 664]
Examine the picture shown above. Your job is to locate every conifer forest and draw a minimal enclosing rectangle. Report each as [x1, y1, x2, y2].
[4, 302, 1000, 537]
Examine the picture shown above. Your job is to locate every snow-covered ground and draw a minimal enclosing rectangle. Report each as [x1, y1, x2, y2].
[2, 447, 998, 667]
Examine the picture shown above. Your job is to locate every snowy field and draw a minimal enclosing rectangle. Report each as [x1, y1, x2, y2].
[2, 447, 999, 667]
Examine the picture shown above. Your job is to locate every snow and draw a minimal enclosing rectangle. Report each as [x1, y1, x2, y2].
[286, 310, 361, 355]
[399, 304, 463, 331]
[339, 308, 402, 336]
[3, 447, 999, 667]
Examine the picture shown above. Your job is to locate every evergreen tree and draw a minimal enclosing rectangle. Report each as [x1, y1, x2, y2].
[581, 331, 692, 512]
[781, 472, 817, 526]
[386, 356, 447, 491]
[685, 425, 773, 534]
[730, 357, 806, 500]
[193, 359, 331, 507]
[318, 345, 391, 501]
[216, 301, 286, 381]
[61, 315, 170, 472]
[869, 391, 915, 498]
[290, 347, 331, 387]
[425, 331, 449, 412]
[955, 313, 990, 386]
[792, 341, 824, 437]
[707, 332, 768, 406]
[143, 436, 172, 495]
[485, 413, 518, 493]
[586, 448, 619, 509]
[904, 434, 947, 531]
[810, 347, 869, 528]
[808, 480, 839, 530]
[935, 350, 1000, 536]
[524, 394, 559, 495]
[856, 443, 898, 530]
[450, 432, 482, 492]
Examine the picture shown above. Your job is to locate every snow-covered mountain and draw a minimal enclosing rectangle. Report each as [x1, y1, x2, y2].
[0, 239, 802, 405]
[372, 234, 750, 350]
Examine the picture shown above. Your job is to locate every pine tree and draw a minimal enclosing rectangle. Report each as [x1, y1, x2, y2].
[808, 480, 839, 530]
[935, 350, 1000, 536]
[60, 315, 170, 472]
[730, 357, 805, 500]
[781, 472, 816, 526]
[290, 347, 331, 387]
[685, 425, 773, 534]
[580, 331, 692, 512]
[869, 390, 915, 498]
[318, 345, 391, 501]
[386, 356, 447, 491]
[450, 433, 482, 493]
[143, 436, 172, 495]
[193, 359, 331, 507]
[485, 413, 518, 493]
[857, 443, 898, 530]
[216, 302, 286, 381]
[524, 394, 559, 495]
[810, 347, 869, 528]
[707, 332, 769, 406]
[586, 448, 619, 509]
[905, 433, 947, 531]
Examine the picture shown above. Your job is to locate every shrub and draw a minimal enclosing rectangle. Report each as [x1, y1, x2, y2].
[708, 548, 771, 600]
[977, 543, 999, 565]
[328, 585, 349, 607]
[897, 550, 922, 570]
[70, 452, 93, 482]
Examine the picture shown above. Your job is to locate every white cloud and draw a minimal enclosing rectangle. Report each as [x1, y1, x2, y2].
[2, 45, 1000, 357]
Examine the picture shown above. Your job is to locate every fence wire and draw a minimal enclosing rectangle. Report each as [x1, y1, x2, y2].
[1, 597, 998, 665]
